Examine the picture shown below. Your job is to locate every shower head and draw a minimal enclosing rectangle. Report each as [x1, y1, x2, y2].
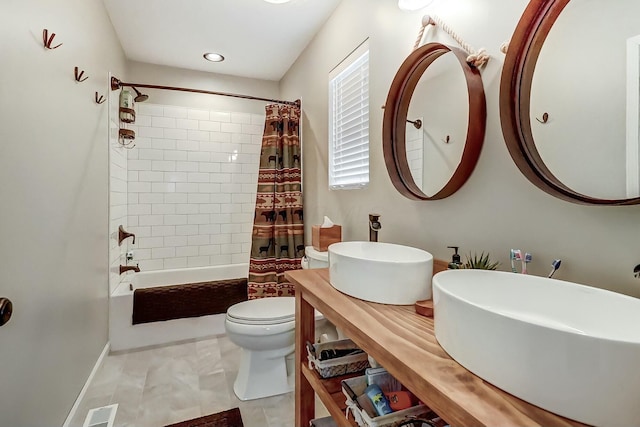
[132, 86, 149, 102]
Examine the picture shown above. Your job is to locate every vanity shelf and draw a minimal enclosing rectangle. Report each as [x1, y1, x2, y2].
[287, 268, 588, 427]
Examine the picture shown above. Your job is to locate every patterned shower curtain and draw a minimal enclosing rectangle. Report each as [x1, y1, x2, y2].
[247, 104, 304, 299]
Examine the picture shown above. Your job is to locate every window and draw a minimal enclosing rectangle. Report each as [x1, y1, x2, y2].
[329, 40, 369, 190]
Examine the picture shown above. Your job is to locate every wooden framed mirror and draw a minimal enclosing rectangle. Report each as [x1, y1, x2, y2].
[383, 42, 486, 200]
[500, 0, 640, 205]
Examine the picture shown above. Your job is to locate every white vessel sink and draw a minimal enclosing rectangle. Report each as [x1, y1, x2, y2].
[433, 269, 640, 427]
[328, 241, 433, 305]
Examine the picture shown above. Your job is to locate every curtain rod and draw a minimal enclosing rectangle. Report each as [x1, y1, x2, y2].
[110, 77, 300, 108]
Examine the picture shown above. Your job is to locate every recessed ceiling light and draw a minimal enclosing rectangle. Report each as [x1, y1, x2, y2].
[203, 52, 225, 62]
[398, 0, 434, 11]
[264, 0, 292, 3]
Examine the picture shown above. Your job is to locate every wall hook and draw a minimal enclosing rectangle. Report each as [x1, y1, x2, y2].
[42, 29, 62, 50]
[95, 92, 105, 104]
[74, 67, 88, 82]
[443, 135, 451, 144]
[536, 112, 549, 124]
[407, 118, 422, 129]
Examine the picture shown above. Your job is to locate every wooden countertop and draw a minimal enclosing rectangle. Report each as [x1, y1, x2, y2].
[286, 268, 587, 427]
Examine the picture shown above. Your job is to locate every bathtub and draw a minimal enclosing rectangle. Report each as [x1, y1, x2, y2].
[109, 264, 248, 352]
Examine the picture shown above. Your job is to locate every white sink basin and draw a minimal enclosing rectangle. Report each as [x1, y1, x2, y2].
[328, 241, 433, 305]
[433, 269, 640, 426]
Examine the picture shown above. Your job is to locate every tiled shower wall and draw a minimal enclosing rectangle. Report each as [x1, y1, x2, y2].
[126, 103, 264, 271]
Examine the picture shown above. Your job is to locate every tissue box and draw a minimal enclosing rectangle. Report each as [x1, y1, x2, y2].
[312, 225, 342, 252]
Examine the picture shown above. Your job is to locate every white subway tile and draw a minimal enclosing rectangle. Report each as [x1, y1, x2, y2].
[152, 182, 175, 193]
[199, 163, 221, 173]
[210, 153, 230, 163]
[164, 193, 188, 204]
[221, 243, 242, 254]
[139, 259, 164, 271]
[176, 183, 199, 193]
[129, 182, 152, 193]
[188, 235, 210, 246]
[151, 225, 176, 237]
[242, 124, 263, 135]
[232, 133, 251, 144]
[152, 116, 176, 129]
[221, 163, 242, 173]
[177, 246, 199, 257]
[221, 123, 242, 133]
[199, 224, 221, 234]
[232, 174, 255, 184]
[232, 213, 253, 224]
[164, 257, 187, 269]
[188, 172, 210, 183]
[163, 128, 188, 140]
[188, 130, 210, 142]
[210, 132, 232, 143]
[164, 235, 188, 247]
[137, 236, 165, 249]
[232, 253, 248, 264]
[210, 173, 231, 183]
[140, 193, 164, 204]
[152, 160, 176, 172]
[198, 141, 217, 152]
[236, 153, 253, 164]
[164, 214, 188, 225]
[241, 143, 261, 154]
[128, 160, 152, 171]
[152, 204, 176, 215]
[211, 234, 232, 244]
[188, 109, 210, 120]
[176, 225, 199, 236]
[126, 147, 139, 160]
[198, 183, 220, 194]
[199, 121, 221, 132]
[199, 245, 221, 256]
[241, 184, 257, 193]
[136, 115, 152, 127]
[127, 171, 139, 182]
[138, 126, 164, 138]
[210, 194, 231, 204]
[177, 140, 200, 151]
[242, 242, 252, 254]
[164, 151, 188, 161]
[176, 204, 199, 214]
[187, 256, 211, 268]
[188, 214, 210, 225]
[176, 119, 199, 130]
[152, 138, 177, 150]
[176, 161, 199, 172]
[221, 204, 241, 214]
[251, 114, 265, 125]
[221, 224, 242, 234]
[164, 172, 188, 182]
[242, 163, 259, 174]
[129, 204, 152, 215]
[232, 194, 251, 204]
[134, 137, 152, 149]
[210, 111, 230, 122]
[188, 151, 210, 162]
[127, 216, 139, 227]
[210, 213, 232, 224]
[138, 104, 163, 116]
[139, 171, 164, 182]
[131, 248, 151, 260]
[221, 183, 243, 193]
[112, 179, 127, 194]
[152, 247, 176, 259]
[200, 204, 221, 214]
[164, 106, 188, 119]
[241, 223, 253, 233]
[212, 254, 233, 266]
[139, 215, 164, 226]
[232, 233, 250, 244]
[242, 202, 256, 213]
[231, 112, 251, 124]
[128, 193, 139, 204]
[188, 193, 210, 204]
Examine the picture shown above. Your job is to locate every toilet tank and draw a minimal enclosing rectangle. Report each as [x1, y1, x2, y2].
[303, 246, 329, 269]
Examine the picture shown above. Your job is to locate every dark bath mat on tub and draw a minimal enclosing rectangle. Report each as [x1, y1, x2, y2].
[132, 278, 247, 325]
[164, 407, 244, 427]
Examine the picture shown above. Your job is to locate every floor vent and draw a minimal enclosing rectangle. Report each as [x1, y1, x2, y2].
[83, 403, 118, 427]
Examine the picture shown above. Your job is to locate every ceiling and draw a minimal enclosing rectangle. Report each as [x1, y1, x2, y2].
[102, 0, 342, 81]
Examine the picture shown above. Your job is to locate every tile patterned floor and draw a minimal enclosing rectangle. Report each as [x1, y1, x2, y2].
[69, 334, 329, 427]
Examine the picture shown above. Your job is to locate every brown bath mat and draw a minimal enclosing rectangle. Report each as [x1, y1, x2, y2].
[132, 278, 247, 324]
[164, 407, 244, 427]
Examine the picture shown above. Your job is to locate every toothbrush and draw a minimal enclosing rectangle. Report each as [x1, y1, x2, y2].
[522, 253, 532, 274]
[547, 259, 562, 278]
[513, 250, 523, 273]
[510, 249, 518, 273]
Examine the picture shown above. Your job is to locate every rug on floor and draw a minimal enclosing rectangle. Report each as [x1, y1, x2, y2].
[164, 408, 244, 427]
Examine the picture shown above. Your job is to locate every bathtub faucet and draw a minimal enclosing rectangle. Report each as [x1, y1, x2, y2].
[120, 264, 140, 275]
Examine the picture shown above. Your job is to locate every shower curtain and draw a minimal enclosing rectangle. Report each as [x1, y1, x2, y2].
[247, 104, 304, 299]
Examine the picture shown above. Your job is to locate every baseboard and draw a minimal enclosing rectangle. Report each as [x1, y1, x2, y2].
[62, 342, 111, 427]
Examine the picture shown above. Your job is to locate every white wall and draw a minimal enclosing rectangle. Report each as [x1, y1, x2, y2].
[0, 0, 126, 425]
[281, 0, 640, 297]
[124, 103, 263, 271]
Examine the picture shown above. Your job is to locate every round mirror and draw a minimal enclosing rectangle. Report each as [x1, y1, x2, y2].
[383, 43, 486, 200]
[500, 0, 640, 205]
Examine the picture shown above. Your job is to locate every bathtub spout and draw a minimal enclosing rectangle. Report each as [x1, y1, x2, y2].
[120, 264, 140, 275]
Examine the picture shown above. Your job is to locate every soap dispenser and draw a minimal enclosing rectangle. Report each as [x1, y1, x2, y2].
[447, 246, 462, 269]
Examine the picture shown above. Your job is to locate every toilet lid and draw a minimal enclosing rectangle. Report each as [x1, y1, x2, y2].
[227, 297, 324, 325]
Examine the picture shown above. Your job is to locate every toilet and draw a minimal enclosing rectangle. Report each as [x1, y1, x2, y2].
[225, 246, 334, 401]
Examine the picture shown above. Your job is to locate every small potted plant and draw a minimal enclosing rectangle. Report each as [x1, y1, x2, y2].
[461, 252, 499, 270]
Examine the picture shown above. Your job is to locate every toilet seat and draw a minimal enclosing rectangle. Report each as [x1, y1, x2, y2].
[226, 297, 324, 326]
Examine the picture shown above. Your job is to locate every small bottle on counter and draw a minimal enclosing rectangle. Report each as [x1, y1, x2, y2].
[447, 246, 462, 269]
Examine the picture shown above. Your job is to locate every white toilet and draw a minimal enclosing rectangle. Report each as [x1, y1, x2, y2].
[225, 246, 334, 401]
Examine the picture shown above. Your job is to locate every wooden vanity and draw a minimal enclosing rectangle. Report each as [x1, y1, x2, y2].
[286, 268, 587, 427]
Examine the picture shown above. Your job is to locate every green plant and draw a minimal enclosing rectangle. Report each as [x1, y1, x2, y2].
[462, 252, 499, 270]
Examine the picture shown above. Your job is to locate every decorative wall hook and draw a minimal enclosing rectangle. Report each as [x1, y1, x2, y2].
[443, 135, 451, 144]
[536, 112, 549, 124]
[42, 29, 62, 50]
[74, 67, 88, 82]
[407, 118, 422, 129]
[95, 92, 105, 104]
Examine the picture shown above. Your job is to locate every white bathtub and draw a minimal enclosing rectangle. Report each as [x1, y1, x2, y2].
[109, 264, 248, 352]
